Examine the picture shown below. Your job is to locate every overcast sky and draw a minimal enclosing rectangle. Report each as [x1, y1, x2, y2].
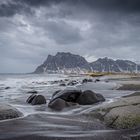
[0, 0, 140, 73]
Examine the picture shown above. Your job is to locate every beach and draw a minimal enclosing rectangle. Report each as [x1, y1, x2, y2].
[0, 73, 140, 140]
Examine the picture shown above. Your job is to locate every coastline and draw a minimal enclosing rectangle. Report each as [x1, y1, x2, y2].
[0, 74, 140, 140]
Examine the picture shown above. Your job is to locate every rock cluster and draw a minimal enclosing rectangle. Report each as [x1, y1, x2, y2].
[48, 89, 105, 110]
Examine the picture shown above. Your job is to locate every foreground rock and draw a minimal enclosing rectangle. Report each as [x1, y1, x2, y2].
[48, 89, 105, 110]
[90, 92, 140, 129]
[48, 98, 78, 111]
[27, 94, 46, 105]
[76, 90, 105, 105]
[0, 104, 22, 120]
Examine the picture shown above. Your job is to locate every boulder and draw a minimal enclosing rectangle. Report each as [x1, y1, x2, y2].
[31, 95, 46, 105]
[26, 94, 37, 103]
[0, 104, 22, 120]
[50, 89, 82, 103]
[48, 98, 78, 111]
[48, 98, 67, 111]
[91, 94, 140, 129]
[52, 90, 62, 98]
[76, 90, 100, 105]
[27, 94, 46, 105]
[49, 89, 105, 110]
[82, 79, 93, 83]
[96, 93, 105, 102]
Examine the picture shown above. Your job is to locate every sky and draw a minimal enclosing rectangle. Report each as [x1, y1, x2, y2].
[0, 0, 140, 73]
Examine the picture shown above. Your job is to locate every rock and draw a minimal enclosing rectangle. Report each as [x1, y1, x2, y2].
[67, 80, 79, 86]
[96, 93, 105, 102]
[0, 104, 22, 120]
[52, 90, 62, 98]
[117, 84, 140, 91]
[76, 90, 100, 105]
[91, 95, 140, 129]
[5, 87, 10, 89]
[31, 95, 46, 105]
[95, 79, 100, 83]
[27, 94, 46, 105]
[59, 83, 66, 86]
[123, 92, 140, 98]
[48, 98, 78, 111]
[50, 89, 82, 103]
[82, 79, 93, 83]
[26, 94, 37, 103]
[48, 98, 67, 111]
[104, 105, 140, 129]
[27, 90, 38, 94]
[105, 80, 109, 83]
[49, 89, 105, 110]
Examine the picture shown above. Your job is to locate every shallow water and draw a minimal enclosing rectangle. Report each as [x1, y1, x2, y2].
[0, 74, 138, 140]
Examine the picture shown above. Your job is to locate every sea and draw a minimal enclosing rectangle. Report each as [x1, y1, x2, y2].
[0, 73, 136, 140]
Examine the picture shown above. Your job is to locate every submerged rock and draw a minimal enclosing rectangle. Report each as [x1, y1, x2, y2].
[27, 94, 46, 105]
[0, 104, 22, 120]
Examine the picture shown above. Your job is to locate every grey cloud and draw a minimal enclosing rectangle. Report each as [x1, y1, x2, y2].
[0, 0, 140, 73]
[45, 21, 83, 44]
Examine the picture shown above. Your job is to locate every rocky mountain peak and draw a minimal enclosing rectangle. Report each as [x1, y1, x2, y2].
[34, 52, 140, 74]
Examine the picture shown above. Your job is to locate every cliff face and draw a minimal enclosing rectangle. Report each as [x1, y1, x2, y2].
[34, 52, 140, 74]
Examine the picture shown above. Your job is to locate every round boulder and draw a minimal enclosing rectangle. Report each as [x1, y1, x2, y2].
[76, 90, 101, 105]
[50, 89, 82, 103]
[96, 93, 105, 102]
[52, 90, 62, 98]
[26, 94, 37, 104]
[0, 104, 22, 120]
[48, 98, 79, 111]
[48, 98, 67, 111]
[26, 94, 46, 105]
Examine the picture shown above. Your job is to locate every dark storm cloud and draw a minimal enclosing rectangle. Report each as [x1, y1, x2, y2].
[1, 0, 140, 17]
[17, 0, 140, 11]
[0, 0, 140, 73]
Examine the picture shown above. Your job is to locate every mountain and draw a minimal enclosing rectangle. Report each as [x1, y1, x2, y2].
[34, 52, 91, 74]
[34, 52, 140, 74]
[90, 57, 140, 73]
